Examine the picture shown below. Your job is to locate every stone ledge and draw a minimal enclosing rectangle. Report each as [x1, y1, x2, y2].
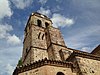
[66, 51, 100, 61]
[15, 58, 72, 73]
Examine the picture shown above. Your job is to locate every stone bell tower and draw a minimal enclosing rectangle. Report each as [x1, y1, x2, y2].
[22, 12, 66, 65]
[13, 12, 100, 75]
[15, 12, 74, 75]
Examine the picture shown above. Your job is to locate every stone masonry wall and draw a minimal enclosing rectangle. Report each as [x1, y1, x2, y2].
[76, 56, 100, 75]
[48, 27, 65, 46]
[51, 44, 72, 61]
[22, 25, 31, 63]
[23, 51, 31, 65]
[31, 25, 47, 49]
[30, 48, 48, 62]
[47, 43, 73, 61]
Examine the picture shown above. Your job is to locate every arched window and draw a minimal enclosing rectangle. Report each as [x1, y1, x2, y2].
[56, 72, 65, 75]
[37, 19, 42, 27]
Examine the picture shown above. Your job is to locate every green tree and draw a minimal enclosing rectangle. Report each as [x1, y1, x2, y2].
[17, 57, 22, 66]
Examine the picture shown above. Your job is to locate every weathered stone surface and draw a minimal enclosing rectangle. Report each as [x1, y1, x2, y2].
[76, 56, 100, 75]
[48, 27, 65, 46]
[31, 48, 48, 62]
[19, 65, 73, 75]
[31, 25, 47, 49]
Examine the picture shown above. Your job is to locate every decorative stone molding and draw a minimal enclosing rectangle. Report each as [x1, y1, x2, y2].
[13, 58, 72, 74]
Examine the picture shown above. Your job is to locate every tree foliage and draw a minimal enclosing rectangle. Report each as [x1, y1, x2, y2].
[17, 57, 22, 66]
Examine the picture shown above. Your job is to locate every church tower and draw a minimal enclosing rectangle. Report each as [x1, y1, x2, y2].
[13, 12, 76, 75]
[22, 12, 67, 65]
[13, 12, 100, 75]
[22, 12, 51, 65]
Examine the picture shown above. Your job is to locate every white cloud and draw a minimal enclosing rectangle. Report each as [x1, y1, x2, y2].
[39, 0, 48, 5]
[0, 24, 13, 39]
[10, 0, 33, 9]
[51, 13, 74, 28]
[0, 46, 22, 75]
[5, 64, 14, 75]
[37, 7, 74, 28]
[65, 25, 100, 52]
[0, 24, 21, 45]
[81, 47, 91, 52]
[37, 7, 51, 17]
[7, 34, 21, 45]
[0, 0, 13, 20]
[52, 5, 62, 12]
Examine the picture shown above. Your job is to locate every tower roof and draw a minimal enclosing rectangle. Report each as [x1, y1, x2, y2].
[31, 12, 52, 22]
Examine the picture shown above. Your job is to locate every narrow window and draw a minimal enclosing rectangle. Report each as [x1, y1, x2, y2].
[37, 19, 42, 27]
[26, 48, 28, 53]
[42, 34, 44, 40]
[45, 22, 49, 28]
[45, 32, 47, 36]
[38, 32, 41, 39]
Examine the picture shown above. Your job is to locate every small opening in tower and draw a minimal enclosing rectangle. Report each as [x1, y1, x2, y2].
[45, 32, 47, 36]
[26, 48, 28, 53]
[42, 34, 44, 40]
[38, 32, 41, 39]
[37, 19, 42, 27]
[45, 22, 49, 28]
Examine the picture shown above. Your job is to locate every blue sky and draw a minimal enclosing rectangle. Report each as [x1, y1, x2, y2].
[0, 0, 100, 75]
